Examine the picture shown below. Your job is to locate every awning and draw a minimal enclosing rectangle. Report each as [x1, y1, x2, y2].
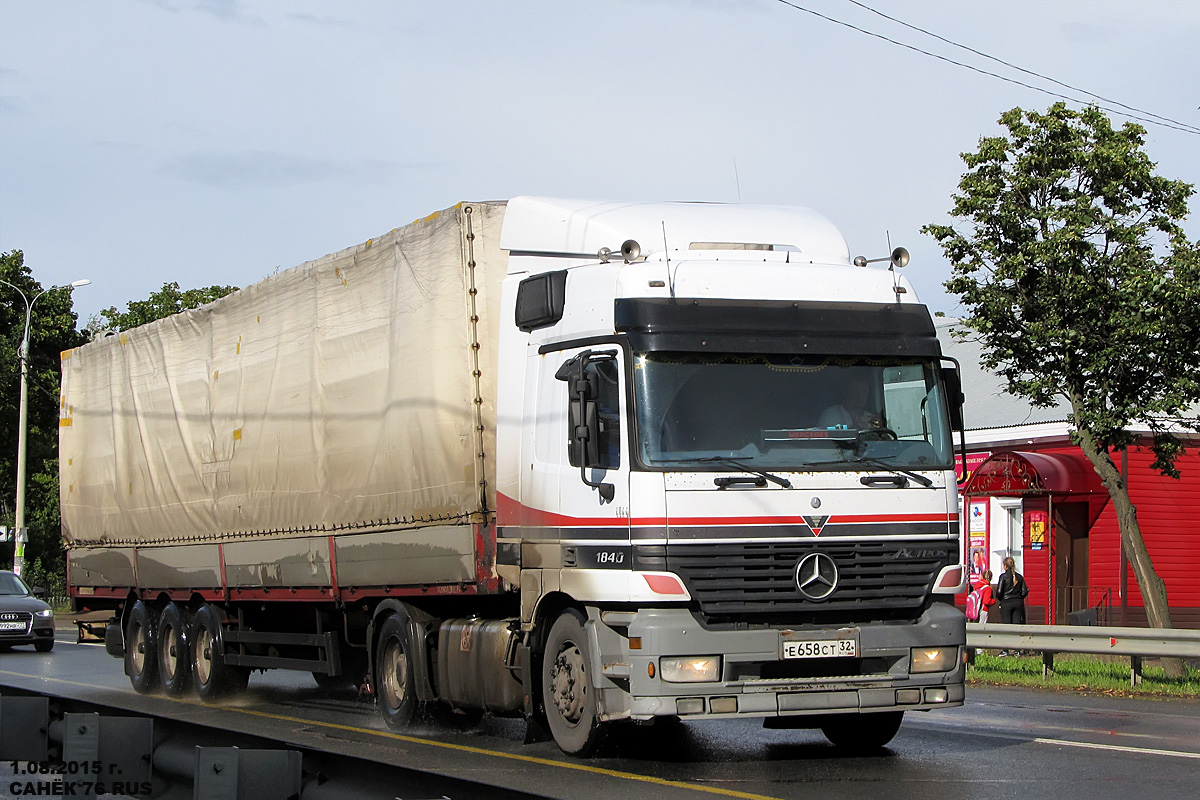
[962, 451, 1106, 497]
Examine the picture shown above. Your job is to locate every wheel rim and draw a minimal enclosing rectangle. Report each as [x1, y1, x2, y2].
[160, 622, 177, 680]
[195, 627, 213, 686]
[549, 639, 587, 725]
[380, 637, 408, 712]
[129, 622, 146, 674]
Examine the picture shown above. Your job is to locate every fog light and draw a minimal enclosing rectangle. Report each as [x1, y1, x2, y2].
[660, 656, 721, 683]
[924, 687, 949, 704]
[896, 689, 922, 704]
[709, 696, 738, 714]
[910, 647, 957, 674]
[676, 697, 705, 715]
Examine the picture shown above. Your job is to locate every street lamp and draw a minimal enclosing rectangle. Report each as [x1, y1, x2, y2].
[0, 277, 90, 577]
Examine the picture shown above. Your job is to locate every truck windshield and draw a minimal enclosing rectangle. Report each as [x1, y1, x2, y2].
[633, 352, 953, 472]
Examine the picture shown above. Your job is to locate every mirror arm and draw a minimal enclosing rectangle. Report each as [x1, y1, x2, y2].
[580, 464, 615, 502]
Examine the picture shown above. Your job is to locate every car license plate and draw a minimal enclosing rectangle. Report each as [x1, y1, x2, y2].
[0, 621, 27, 631]
[782, 638, 857, 659]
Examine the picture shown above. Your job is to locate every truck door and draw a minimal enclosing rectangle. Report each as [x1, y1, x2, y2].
[523, 347, 631, 559]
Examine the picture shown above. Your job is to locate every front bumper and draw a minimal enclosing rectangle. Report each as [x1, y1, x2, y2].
[0, 619, 55, 648]
[589, 602, 965, 721]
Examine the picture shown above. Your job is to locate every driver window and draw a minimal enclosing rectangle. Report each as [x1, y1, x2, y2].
[593, 358, 621, 469]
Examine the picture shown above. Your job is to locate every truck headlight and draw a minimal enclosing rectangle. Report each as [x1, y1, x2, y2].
[659, 656, 721, 683]
[910, 647, 957, 674]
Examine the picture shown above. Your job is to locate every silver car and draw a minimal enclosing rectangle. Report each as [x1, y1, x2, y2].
[0, 570, 55, 652]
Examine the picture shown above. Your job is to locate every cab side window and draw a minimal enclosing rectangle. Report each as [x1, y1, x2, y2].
[591, 358, 621, 469]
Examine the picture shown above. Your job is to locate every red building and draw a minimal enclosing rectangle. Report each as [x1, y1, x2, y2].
[942, 323, 1200, 629]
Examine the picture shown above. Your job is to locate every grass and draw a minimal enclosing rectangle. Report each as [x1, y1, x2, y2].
[968, 651, 1200, 698]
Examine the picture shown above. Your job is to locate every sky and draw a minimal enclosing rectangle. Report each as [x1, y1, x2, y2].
[1, 0, 1198, 326]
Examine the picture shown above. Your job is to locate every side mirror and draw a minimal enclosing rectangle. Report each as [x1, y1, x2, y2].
[32, 586, 48, 599]
[940, 366, 965, 432]
[556, 350, 616, 502]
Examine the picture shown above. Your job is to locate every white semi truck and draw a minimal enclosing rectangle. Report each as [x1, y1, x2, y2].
[61, 197, 967, 755]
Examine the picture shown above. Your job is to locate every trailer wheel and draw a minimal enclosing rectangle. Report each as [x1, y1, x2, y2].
[376, 614, 420, 729]
[125, 601, 160, 694]
[158, 603, 192, 696]
[820, 710, 904, 751]
[542, 608, 606, 756]
[191, 604, 248, 702]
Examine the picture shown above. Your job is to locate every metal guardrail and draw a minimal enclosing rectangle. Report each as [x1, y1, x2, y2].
[966, 622, 1200, 686]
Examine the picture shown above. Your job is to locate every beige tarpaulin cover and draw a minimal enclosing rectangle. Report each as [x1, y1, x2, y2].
[60, 202, 507, 547]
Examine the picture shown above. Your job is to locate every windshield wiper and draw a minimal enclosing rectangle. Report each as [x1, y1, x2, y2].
[810, 455, 935, 488]
[654, 456, 793, 489]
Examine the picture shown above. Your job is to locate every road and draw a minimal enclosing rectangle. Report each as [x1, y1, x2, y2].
[2, 629, 1198, 800]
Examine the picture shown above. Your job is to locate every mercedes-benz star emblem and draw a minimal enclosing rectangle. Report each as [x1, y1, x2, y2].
[794, 552, 839, 601]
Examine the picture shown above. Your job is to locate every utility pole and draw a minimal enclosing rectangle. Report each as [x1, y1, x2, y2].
[1, 277, 90, 576]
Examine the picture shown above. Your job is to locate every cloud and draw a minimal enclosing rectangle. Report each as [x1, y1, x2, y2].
[286, 12, 352, 28]
[138, 0, 263, 23]
[158, 150, 438, 189]
[1057, 21, 1116, 44]
[195, 0, 258, 22]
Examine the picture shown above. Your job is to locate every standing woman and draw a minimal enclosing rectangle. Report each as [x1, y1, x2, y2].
[996, 556, 1029, 624]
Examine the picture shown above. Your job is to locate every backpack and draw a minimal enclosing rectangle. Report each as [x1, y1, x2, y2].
[966, 588, 982, 622]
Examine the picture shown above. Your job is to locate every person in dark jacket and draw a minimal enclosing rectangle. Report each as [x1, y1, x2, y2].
[995, 556, 1029, 625]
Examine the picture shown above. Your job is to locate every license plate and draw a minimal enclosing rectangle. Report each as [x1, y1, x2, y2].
[0, 621, 27, 631]
[782, 638, 857, 659]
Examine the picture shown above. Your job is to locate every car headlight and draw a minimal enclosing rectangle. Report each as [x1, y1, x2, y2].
[35, 608, 54, 618]
[910, 647, 958, 673]
[659, 656, 721, 683]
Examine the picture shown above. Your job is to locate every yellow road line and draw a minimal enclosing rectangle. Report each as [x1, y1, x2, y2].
[0, 671, 783, 800]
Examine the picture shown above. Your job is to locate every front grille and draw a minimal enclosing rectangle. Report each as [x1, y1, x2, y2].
[0, 611, 33, 636]
[664, 540, 954, 625]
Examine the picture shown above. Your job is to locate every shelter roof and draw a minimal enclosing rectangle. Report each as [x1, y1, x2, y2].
[963, 451, 1105, 497]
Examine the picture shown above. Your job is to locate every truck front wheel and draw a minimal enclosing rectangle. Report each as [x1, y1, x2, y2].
[191, 604, 248, 702]
[158, 603, 192, 696]
[820, 710, 904, 751]
[542, 608, 606, 756]
[376, 614, 420, 729]
[125, 601, 160, 694]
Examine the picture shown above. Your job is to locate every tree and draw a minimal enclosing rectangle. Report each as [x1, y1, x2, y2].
[924, 103, 1200, 644]
[88, 281, 238, 334]
[0, 250, 89, 576]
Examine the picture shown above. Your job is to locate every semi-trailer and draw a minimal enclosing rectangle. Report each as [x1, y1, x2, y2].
[61, 197, 967, 754]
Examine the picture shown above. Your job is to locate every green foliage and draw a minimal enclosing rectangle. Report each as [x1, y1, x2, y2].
[21, 556, 68, 605]
[88, 281, 238, 334]
[924, 103, 1200, 475]
[969, 652, 1200, 697]
[0, 251, 88, 575]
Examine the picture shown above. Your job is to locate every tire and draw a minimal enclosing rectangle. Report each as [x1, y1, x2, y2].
[820, 710, 904, 751]
[125, 601, 160, 694]
[158, 603, 192, 696]
[35, 639, 54, 653]
[375, 614, 421, 729]
[542, 608, 606, 756]
[190, 604, 248, 702]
